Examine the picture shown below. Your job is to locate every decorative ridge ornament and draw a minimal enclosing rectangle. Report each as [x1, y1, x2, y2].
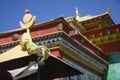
[75, 7, 80, 20]
[20, 9, 36, 29]
[105, 7, 111, 14]
[25, 9, 30, 14]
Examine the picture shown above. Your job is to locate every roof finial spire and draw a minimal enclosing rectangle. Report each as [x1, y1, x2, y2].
[25, 9, 30, 14]
[75, 7, 80, 19]
[20, 9, 36, 28]
[105, 6, 111, 14]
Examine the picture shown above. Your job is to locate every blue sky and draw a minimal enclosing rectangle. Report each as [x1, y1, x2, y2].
[0, 0, 120, 33]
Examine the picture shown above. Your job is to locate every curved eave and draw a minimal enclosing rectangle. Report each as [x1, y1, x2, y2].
[77, 13, 115, 25]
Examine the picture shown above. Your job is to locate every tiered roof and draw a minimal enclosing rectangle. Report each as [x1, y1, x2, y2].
[75, 7, 115, 31]
[73, 7, 120, 54]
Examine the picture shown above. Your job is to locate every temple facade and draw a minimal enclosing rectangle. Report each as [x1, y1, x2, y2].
[0, 7, 119, 80]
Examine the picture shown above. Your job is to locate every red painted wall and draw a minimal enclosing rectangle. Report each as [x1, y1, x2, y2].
[71, 34, 108, 61]
[51, 49, 63, 58]
[98, 40, 120, 54]
[83, 24, 120, 38]
[0, 21, 72, 45]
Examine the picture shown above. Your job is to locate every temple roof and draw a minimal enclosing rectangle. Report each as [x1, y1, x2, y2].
[75, 7, 114, 23]
[0, 45, 28, 62]
[0, 16, 108, 61]
[0, 45, 82, 79]
[77, 15, 98, 22]
[83, 24, 120, 54]
[0, 14, 108, 76]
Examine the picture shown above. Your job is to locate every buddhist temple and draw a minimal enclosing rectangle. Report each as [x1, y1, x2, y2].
[0, 7, 119, 80]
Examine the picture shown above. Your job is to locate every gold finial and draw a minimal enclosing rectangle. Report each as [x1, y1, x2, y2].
[75, 7, 80, 19]
[25, 9, 30, 14]
[105, 7, 111, 14]
[20, 9, 36, 28]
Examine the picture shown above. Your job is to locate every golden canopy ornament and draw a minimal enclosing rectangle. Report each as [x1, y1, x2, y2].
[20, 9, 50, 65]
[20, 9, 36, 28]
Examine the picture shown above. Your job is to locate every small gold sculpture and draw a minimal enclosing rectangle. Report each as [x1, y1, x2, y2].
[20, 9, 50, 65]
[20, 9, 36, 29]
[20, 29, 50, 65]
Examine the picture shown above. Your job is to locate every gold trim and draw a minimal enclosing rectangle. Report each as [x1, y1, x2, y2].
[49, 46, 60, 50]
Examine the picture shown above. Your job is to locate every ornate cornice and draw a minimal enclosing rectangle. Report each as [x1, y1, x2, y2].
[0, 32, 108, 73]
[86, 28, 120, 45]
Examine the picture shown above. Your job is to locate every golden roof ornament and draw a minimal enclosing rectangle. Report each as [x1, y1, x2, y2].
[75, 7, 80, 20]
[105, 7, 111, 14]
[20, 9, 36, 28]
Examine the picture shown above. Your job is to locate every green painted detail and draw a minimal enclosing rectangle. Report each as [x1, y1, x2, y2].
[101, 21, 110, 27]
[107, 63, 120, 80]
[107, 53, 120, 80]
[109, 53, 120, 64]
[84, 20, 100, 28]
[89, 31, 120, 45]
